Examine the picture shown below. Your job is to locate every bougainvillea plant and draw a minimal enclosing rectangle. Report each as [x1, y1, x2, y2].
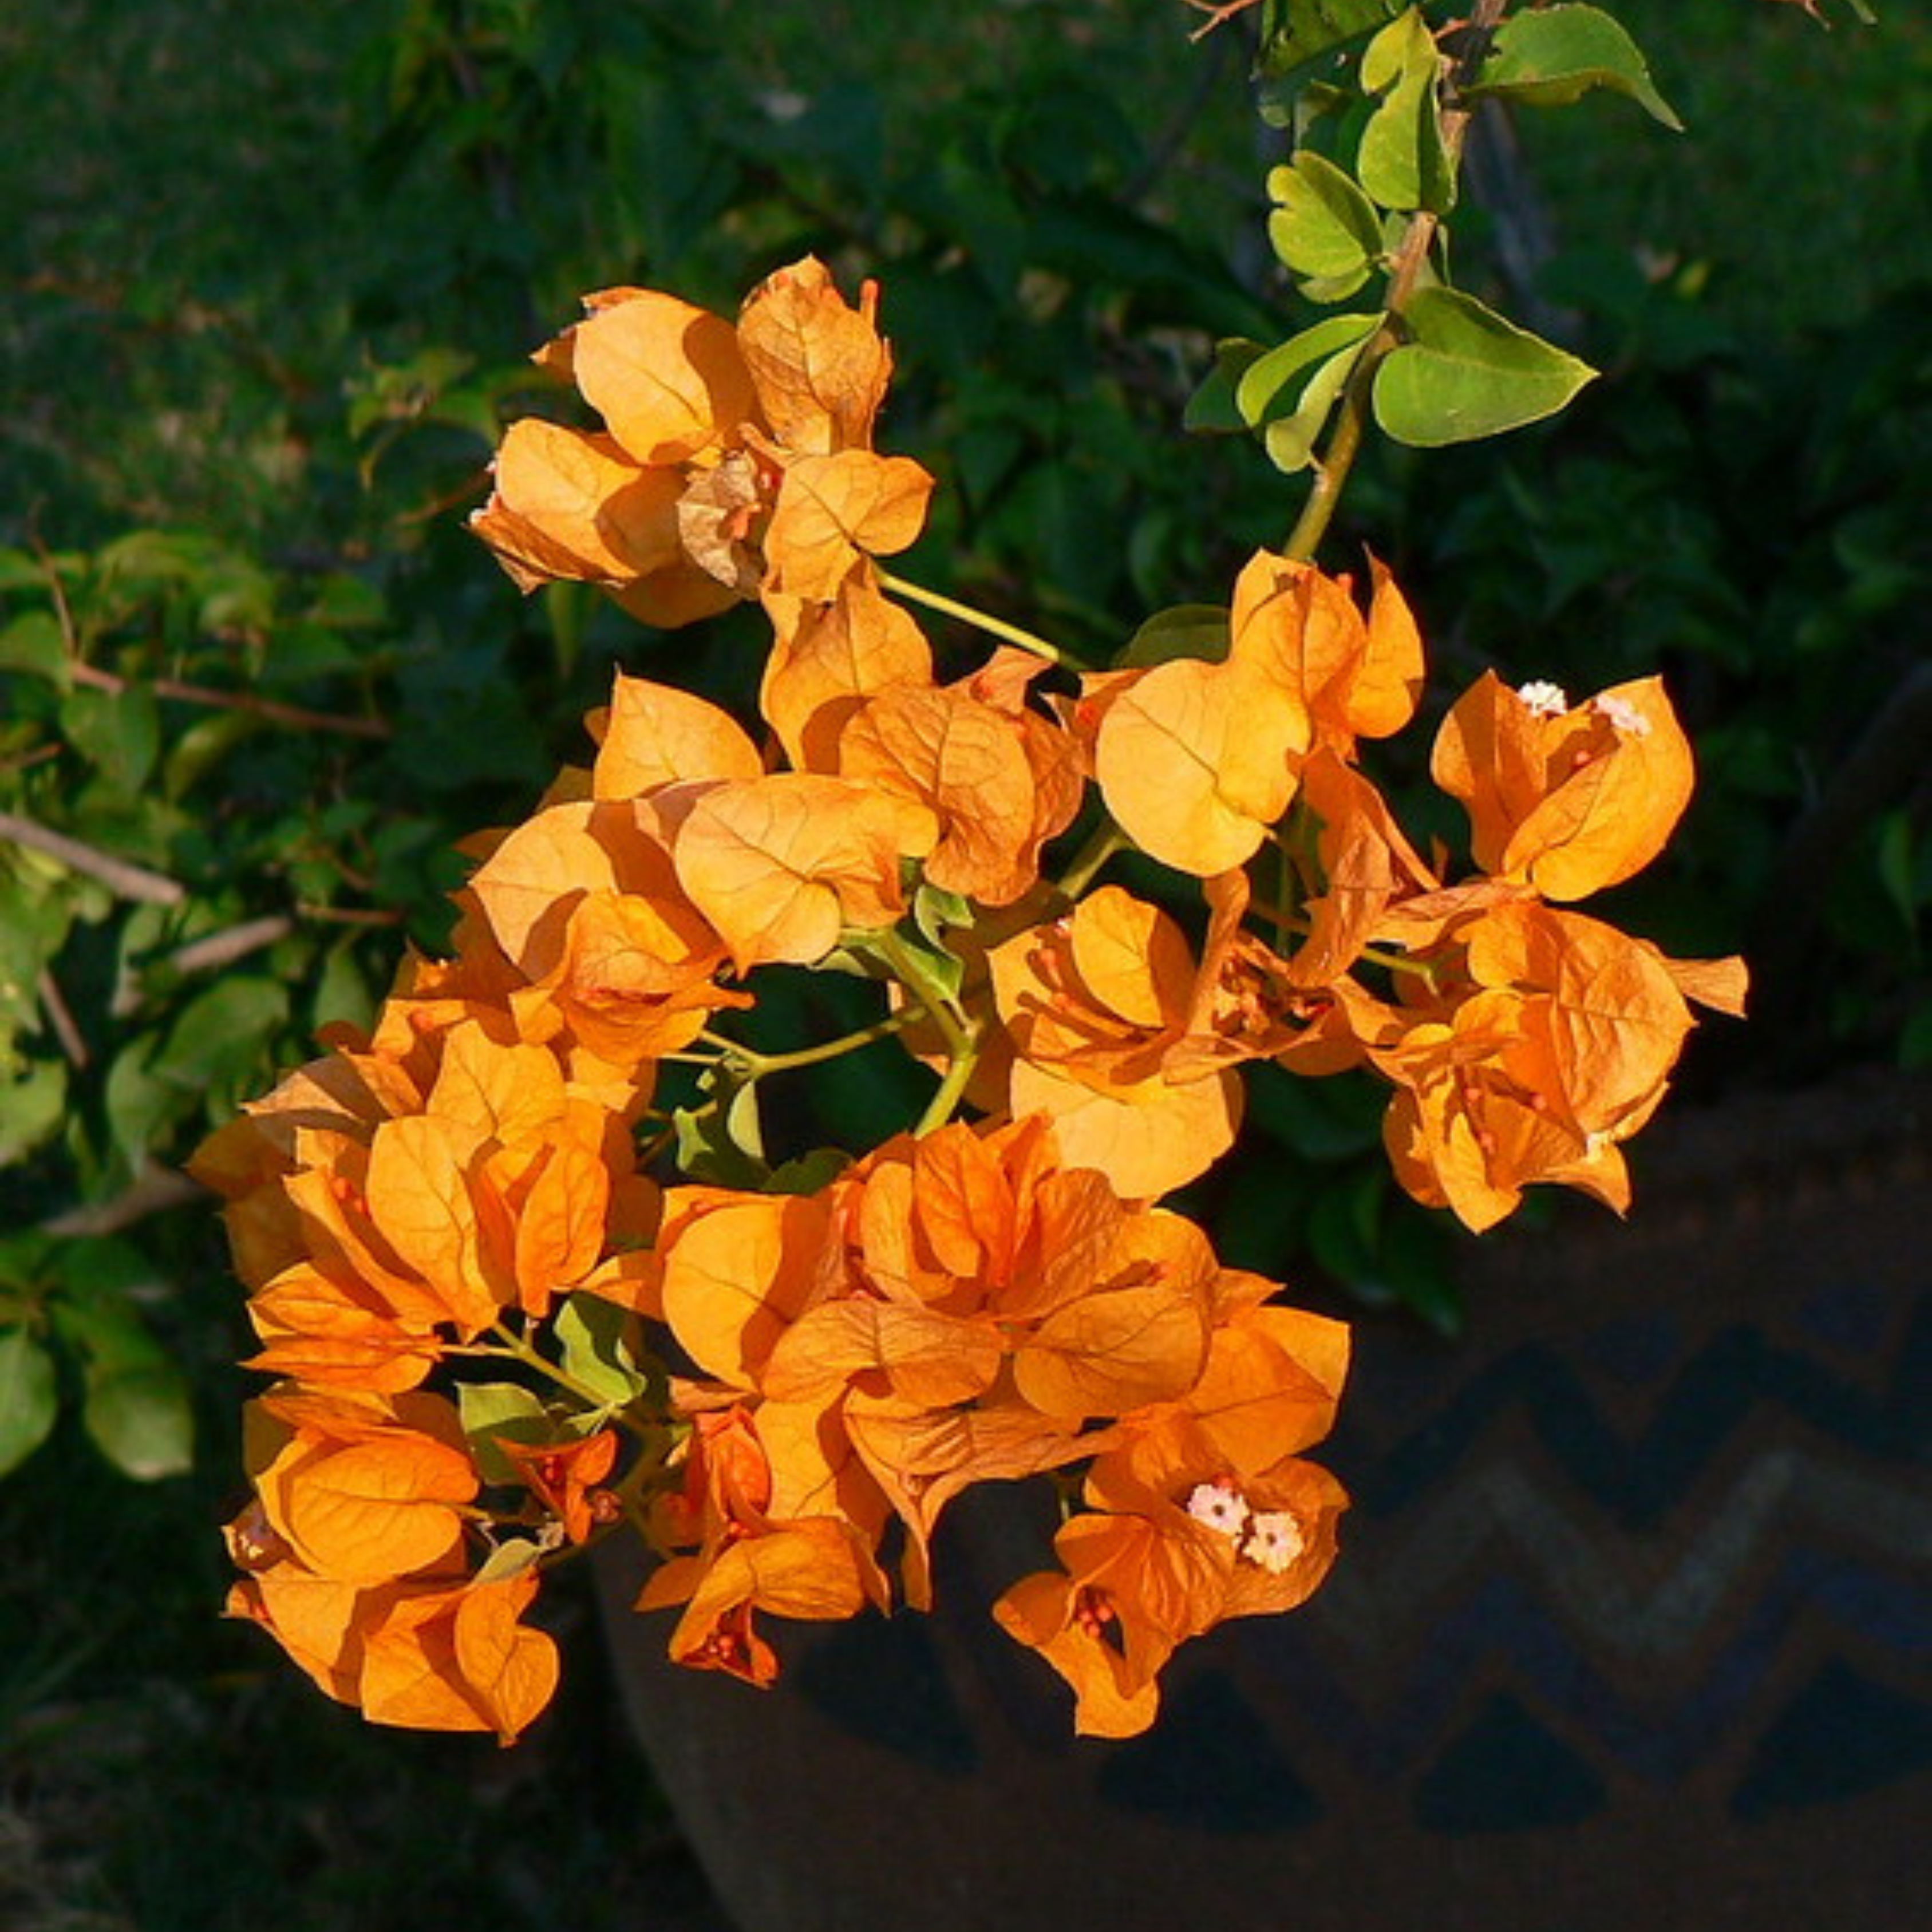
[197, 2, 1747, 1743]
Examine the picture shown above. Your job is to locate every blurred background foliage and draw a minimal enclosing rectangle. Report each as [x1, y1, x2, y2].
[1, 1, 1927, 1924]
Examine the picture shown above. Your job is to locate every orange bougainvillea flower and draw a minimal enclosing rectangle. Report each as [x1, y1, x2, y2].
[991, 1423, 1347, 1738]
[499, 1427, 621, 1546]
[987, 887, 1244, 1196]
[226, 1548, 559, 1746]
[670, 772, 933, 971]
[1364, 900, 1747, 1230]
[759, 565, 934, 772]
[471, 258, 934, 627]
[1092, 651, 1306, 876]
[837, 647, 1085, 908]
[1091, 549, 1421, 878]
[1431, 670, 1696, 900]
[246, 1385, 479, 1586]
[1224, 548, 1423, 757]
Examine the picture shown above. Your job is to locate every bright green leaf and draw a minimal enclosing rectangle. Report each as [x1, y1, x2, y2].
[554, 1293, 647, 1407]
[1238, 314, 1381, 426]
[1266, 152, 1386, 295]
[1374, 286, 1597, 446]
[0, 1327, 58, 1477]
[1256, 0, 1406, 86]
[1467, 3, 1684, 132]
[1357, 7, 1455, 214]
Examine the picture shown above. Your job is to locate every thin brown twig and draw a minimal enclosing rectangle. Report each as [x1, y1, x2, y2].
[65, 659, 391, 740]
[0, 809, 185, 905]
[35, 967, 89, 1069]
[166, 914, 295, 977]
[294, 900, 403, 928]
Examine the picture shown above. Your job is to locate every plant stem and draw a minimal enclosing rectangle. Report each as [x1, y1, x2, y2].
[698, 1005, 918, 1077]
[1283, 0, 1510, 563]
[874, 925, 983, 1133]
[1243, 895, 1438, 986]
[1053, 818, 1129, 902]
[876, 570, 1068, 667]
[484, 1319, 650, 1428]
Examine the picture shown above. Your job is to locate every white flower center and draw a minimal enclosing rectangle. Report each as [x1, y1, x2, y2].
[1516, 679, 1570, 718]
[1591, 692, 1652, 737]
[1186, 1480, 1251, 1539]
[1243, 1510, 1306, 1574]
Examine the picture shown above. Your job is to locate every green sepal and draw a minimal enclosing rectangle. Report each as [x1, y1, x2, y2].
[1466, 3, 1684, 132]
[1373, 286, 1597, 446]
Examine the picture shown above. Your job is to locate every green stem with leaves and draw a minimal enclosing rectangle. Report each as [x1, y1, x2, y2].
[1283, 0, 1511, 563]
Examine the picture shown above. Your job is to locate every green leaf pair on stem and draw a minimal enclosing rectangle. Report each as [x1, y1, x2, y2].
[1203, 2, 1682, 515]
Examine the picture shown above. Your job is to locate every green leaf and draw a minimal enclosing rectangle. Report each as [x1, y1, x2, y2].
[1184, 339, 1266, 435]
[0, 610, 70, 687]
[1374, 286, 1597, 446]
[1357, 7, 1455, 214]
[103, 1040, 184, 1175]
[1263, 338, 1375, 472]
[1256, 0, 1406, 86]
[59, 684, 161, 795]
[911, 883, 973, 951]
[0, 1062, 66, 1170]
[676, 1089, 773, 1190]
[554, 1293, 647, 1407]
[1238, 314, 1380, 425]
[82, 1365, 193, 1480]
[473, 1535, 547, 1585]
[0, 1327, 58, 1478]
[1266, 152, 1385, 296]
[1467, 5, 1683, 132]
[768, 1147, 852, 1196]
[54, 1275, 195, 1479]
[152, 975, 290, 1094]
[1232, 314, 1382, 474]
[1119, 605, 1232, 670]
[457, 1381, 551, 1482]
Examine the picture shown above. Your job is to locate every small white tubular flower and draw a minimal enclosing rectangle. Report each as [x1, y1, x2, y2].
[1186, 1479, 1251, 1540]
[1516, 679, 1570, 718]
[1242, 1510, 1306, 1574]
[1591, 692, 1652, 737]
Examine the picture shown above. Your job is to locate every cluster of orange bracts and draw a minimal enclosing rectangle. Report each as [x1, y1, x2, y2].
[198, 257, 1743, 1744]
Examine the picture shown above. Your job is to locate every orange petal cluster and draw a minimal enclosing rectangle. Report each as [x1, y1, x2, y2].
[203, 256, 1741, 1751]
[637, 1116, 1348, 1726]
[471, 257, 934, 629]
